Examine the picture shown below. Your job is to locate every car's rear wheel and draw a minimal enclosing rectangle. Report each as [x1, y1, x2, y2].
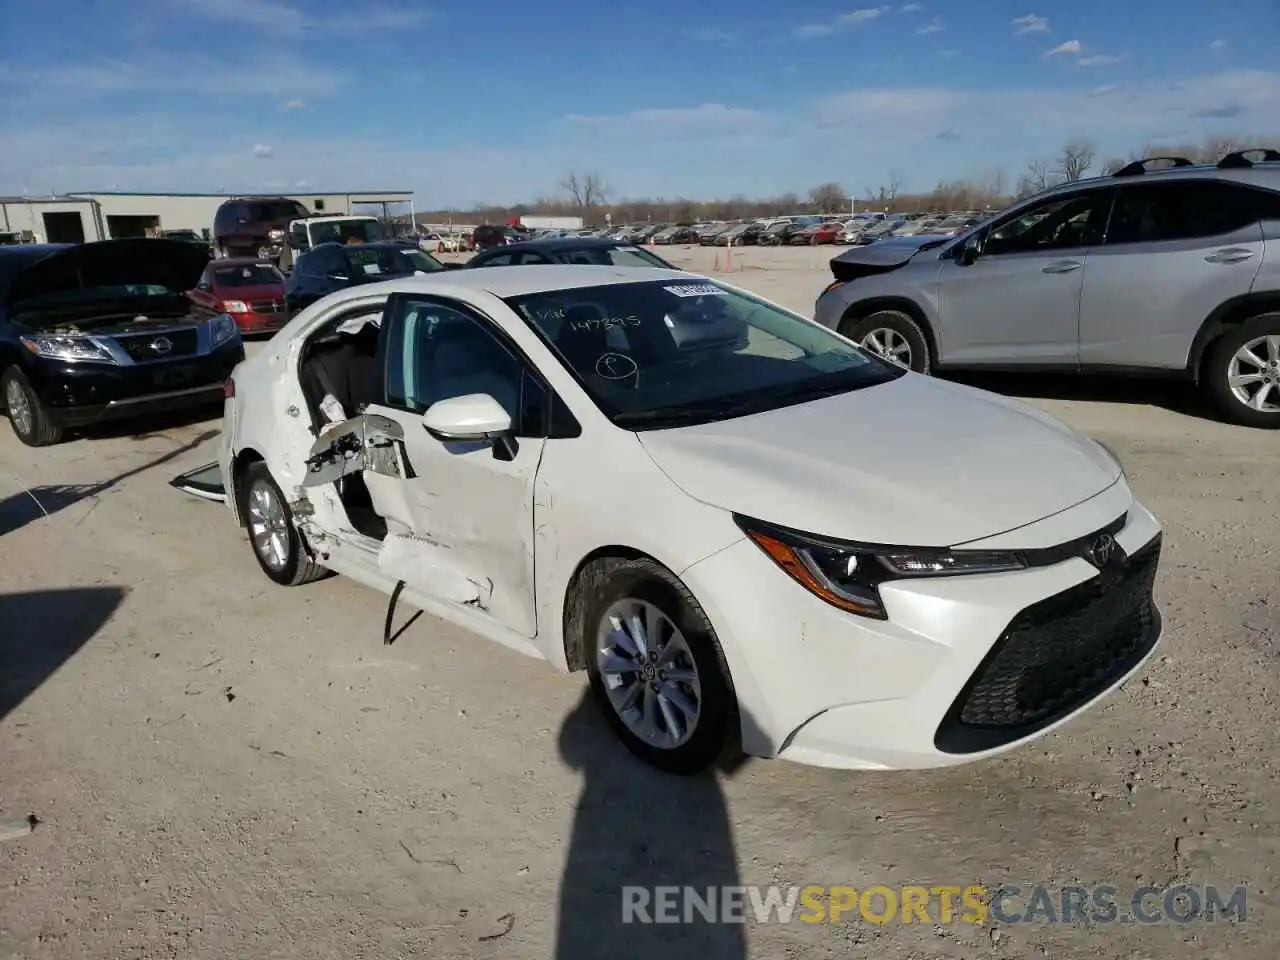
[1204, 313, 1280, 428]
[579, 557, 738, 776]
[2, 367, 62, 447]
[240, 462, 327, 585]
[842, 309, 931, 374]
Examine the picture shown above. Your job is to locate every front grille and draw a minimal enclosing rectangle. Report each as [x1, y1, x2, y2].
[113, 328, 200, 363]
[935, 535, 1162, 754]
[248, 299, 283, 313]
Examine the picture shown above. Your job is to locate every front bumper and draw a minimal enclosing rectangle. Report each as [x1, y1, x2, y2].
[29, 339, 243, 427]
[231, 310, 287, 334]
[681, 493, 1163, 770]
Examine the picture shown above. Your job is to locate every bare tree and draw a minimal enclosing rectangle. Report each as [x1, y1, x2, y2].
[808, 182, 847, 214]
[559, 171, 609, 211]
[863, 170, 904, 207]
[1056, 139, 1096, 182]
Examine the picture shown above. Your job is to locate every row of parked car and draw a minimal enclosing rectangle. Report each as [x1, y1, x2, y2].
[513, 212, 988, 249]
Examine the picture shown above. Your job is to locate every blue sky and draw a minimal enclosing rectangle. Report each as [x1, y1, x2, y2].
[0, 0, 1277, 207]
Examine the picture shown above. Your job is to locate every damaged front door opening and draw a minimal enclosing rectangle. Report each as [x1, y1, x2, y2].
[302, 413, 412, 488]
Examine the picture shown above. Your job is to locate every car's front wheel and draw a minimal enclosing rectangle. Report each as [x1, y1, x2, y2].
[240, 462, 328, 586]
[842, 309, 932, 374]
[2, 367, 62, 446]
[1204, 313, 1280, 428]
[580, 557, 737, 776]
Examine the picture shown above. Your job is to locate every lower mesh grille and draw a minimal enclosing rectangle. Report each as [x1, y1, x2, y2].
[935, 535, 1161, 754]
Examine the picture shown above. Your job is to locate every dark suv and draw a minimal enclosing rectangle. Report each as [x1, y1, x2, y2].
[0, 239, 244, 446]
[213, 197, 310, 263]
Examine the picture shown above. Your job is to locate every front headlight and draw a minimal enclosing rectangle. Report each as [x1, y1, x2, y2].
[207, 313, 240, 347]
[735, 515, 1026, 620]
[20, 334, 117, 363]
[268, 228, 285, 240]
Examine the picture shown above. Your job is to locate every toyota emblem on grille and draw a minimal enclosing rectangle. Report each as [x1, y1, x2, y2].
[150, 336, 173, 355]
[1084, 533, 1117, 569]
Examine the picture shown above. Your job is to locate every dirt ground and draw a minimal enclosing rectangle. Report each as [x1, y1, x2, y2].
[1, 245, 1277, 959]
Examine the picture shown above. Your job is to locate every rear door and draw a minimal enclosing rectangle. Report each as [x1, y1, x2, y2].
[936, 187, 1113, 366]
[1078, 179, 1267, 369]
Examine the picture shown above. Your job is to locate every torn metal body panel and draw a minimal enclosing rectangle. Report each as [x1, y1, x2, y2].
[303, 414, 409, 487]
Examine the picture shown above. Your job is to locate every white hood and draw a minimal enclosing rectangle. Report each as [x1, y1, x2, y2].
[638, 374, 1121, 547]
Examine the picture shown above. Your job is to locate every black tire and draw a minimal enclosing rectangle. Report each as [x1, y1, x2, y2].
[577, 557, 739, 776]
[842, 308, 931, 374]
[1203, 312, 1280, 429]
[238, 462, 328, 586]
[2, 367, 63, 447]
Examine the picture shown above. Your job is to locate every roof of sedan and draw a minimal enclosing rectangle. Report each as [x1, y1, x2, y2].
[368, 264, 694, 298]
[495, 236, 639, 252]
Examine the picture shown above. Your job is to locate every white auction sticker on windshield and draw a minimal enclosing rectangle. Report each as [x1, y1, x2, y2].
[664, 283, 727, 298]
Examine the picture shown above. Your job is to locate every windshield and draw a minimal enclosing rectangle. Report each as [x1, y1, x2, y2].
[311, 219, 386, 245]
[557, 245, 674, 268]
[213, 263, 283, 287]
[504, 279, 901, 429]
[249, 200, 308, 222]
[347, 247, 444, 277]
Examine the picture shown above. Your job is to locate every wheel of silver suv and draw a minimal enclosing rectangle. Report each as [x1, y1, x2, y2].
[1204, 313, 1280, 429]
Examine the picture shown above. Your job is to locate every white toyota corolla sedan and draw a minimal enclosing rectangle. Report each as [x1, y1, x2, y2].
[203, 264, 1163, 775]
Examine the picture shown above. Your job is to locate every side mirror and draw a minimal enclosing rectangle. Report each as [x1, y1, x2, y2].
[423, 393, 512, 441]
[957, 233, 983, 266]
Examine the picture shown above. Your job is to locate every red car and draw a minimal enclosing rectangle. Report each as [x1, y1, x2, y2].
[188, 258, 288, 334]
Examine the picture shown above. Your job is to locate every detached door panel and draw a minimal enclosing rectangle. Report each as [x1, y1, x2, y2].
[363, 296, 544, 636]
[1079, 180, 1266, 369]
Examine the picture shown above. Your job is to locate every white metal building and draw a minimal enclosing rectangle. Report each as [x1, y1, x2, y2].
[0, 190, 414, 244]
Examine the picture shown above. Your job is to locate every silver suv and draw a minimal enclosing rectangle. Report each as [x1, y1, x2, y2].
[814, 149, 1280, 427]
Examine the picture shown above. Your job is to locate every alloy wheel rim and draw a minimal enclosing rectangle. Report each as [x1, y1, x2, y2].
[1228, 335, 1280, 414]
[6, 380, 32, 437]
[861, 328, 913, 368]
[247, 480, 291, 571]
[596, 598, 702, 750]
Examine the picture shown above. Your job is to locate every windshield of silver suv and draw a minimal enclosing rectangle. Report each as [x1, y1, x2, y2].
[505, 278, 902, 429]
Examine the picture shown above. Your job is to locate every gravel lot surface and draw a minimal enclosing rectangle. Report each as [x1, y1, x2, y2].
[1, 244, 1277, 959]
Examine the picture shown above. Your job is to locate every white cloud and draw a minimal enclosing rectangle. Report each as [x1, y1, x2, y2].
[795, 6, 888, 38]
[1046, 39, 1082, 57]
[1011, 14, 1049, 35]
[174, 0, 429, 34]
[809, 70, 1280, 150]
[794, 23, 837, 39]
[842, 7, 889, 24]
[562, 103, 768, 138]
[916, 18, 943, 35]
[1077, 54, 1124, 67]
[282, 98, 306, 110]
[1210, 38, 1230, 53]
[0, 53, 342, 99]
[900, 3, 923, 11]
[252, 144, 273, 158]
[3, 71, 1278, 206]
[683, 27, 740, 47]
